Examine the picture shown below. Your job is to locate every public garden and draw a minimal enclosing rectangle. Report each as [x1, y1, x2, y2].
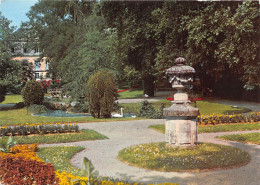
[0, 1, 259, 185]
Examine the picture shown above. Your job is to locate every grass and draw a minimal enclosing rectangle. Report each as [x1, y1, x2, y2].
[121, 100, 250, 116]
[0, 95, 23, 104]
[149, 122, 260, 134]
[0, 95, 251, 126]
[217, 132, 260, 145]
[37, 146, 84, 176]
[195, 101, 251, 115]
[118, 89, 143, 99]
[118, 142, 250, 172]
[13, 129, 108, 144]
[0, 107, 141, 126]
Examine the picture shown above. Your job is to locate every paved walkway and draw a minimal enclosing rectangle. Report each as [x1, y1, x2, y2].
[40, 120, 260, 185]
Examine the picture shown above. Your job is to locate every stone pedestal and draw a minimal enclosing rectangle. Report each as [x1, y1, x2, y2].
[163, 57, 199, 146]
[164, 103, 199, 146]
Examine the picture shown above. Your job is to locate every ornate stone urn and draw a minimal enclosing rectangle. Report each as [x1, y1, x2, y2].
[163, 57, 199, 146]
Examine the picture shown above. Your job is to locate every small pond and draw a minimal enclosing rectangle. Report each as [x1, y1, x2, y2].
[34, 110, 136, 118]
[34, 110, 92, 117]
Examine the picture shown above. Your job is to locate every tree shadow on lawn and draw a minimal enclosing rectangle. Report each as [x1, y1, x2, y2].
[222, 107, 252, 115]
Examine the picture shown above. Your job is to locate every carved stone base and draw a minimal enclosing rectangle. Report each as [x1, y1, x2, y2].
[165, 117, 197, 146]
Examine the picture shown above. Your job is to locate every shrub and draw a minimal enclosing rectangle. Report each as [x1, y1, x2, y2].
[0, 136, 16, 153]
[0, 123, 79, 137]
[139, 100, 156, 118]
[86, 71, 118, 118]
[12, 102, 25, 109]
[28, 104, 48, 114]
[42, 97, 56, 110]
[22, 81, 44, 106]
[138, 101, 166, 119]
[72, 102, 89, 113]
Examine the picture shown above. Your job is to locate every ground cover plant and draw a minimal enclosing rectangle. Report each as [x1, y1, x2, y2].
[118, 142, 250, 172]
[150, 122, 260, 134]
[217, 132, 260, 145]
[37, 146, 84, 176]
[13, 129, 108, 144]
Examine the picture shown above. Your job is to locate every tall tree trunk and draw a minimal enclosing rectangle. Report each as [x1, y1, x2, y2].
[142, 75, 155, 97]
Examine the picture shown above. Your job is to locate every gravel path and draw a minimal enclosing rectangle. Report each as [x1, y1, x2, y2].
[40, 120, 260, 185]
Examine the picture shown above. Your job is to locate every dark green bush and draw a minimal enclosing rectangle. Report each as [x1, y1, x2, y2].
[28, 104, 48, 114]
[72, 102, 89, 113]
[21, 81, 44, 106]
[139, 101, 165, 119]
[42, 97, 55, 110]
[13, 102, 25, 109]
[86, 71, 118, 118]
[139, 100, 156, 118]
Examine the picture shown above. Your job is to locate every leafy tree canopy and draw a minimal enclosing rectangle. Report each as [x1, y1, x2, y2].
[0, 13, 21, 102]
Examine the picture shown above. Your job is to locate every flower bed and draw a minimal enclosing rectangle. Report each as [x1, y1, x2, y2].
[0, 123, 79, 136]
[0, 144, 58, 184]
[197, 112, 260, 125]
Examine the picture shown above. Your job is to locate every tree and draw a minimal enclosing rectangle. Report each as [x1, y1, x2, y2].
[182, 1, 259, 99]
[23, 1, 117, 100]
[0, 13, 21, 102]
[21, 59, 34, 86]
[86, 71, 118, 118]
[21, 81, 44, 106]
[101, 1, 164, 96]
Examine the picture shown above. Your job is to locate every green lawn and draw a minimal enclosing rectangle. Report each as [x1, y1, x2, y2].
[0, 95, 23, 104]
[118, 142, 250, 172]
[122, 99, 250, 116]
[195, 101, 251, 115]
[118, 89, 143, 99]
[149, 122, 260, 134]
[217, 132, 260, 144]
[0, 95, 251, 126]
[0, 107, 140, 126]
[13, 129, 108, 144]
[37, 146, 84, 176]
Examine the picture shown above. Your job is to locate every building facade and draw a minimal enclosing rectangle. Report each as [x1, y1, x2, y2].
[11, 42, 50, 81]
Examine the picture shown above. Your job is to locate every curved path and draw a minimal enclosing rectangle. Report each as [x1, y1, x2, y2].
[40, 119, 260, 185]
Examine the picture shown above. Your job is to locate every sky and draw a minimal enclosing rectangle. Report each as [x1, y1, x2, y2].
[0, 0, 38, 29]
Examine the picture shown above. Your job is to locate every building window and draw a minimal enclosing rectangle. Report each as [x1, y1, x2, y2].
[46, 61, 49, 70]
[35, 61, 40, 70]
[35, 73, 39, 79]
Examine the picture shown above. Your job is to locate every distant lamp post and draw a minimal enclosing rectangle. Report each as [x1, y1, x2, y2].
[163, 57, 199, 146]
